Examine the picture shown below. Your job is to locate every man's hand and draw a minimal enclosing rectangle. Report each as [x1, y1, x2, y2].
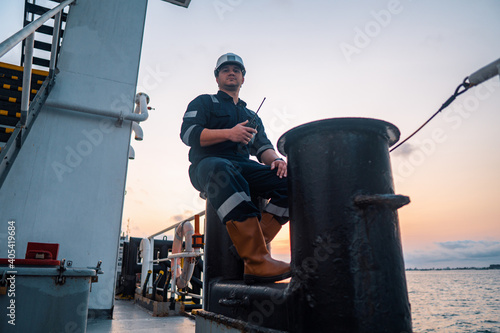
[228, 120, 257, 145]
[261, 149, 288, 178]
[270, 159, 287, 178]
[200, 120, 257, 147]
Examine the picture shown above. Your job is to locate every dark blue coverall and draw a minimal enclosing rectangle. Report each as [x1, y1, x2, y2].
[180, 91, 289, 224]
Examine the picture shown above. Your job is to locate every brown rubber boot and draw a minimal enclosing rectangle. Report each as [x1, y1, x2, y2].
[226, 217, 291, 284]
[260, 212, 283, 244]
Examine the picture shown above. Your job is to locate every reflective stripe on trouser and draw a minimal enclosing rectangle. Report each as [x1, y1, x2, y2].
[193, 156, 288, 224]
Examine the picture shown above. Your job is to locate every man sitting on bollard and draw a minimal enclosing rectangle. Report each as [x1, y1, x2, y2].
[180, 53, 290, 284]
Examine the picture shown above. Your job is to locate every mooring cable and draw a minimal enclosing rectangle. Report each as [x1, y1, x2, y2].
[390, 77, 471, 152]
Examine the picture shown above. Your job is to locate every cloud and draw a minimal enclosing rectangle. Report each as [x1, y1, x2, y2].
[437, 240, 475, 250]
[404, 240, 500, 268]
[436, 240, 500, 258]
[391, 142, 418, 157]
[437, 240, 500, 253]
[170, 211, 195, 222]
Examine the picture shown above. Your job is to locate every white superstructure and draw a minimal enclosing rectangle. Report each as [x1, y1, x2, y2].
[0, 0, 150, 315]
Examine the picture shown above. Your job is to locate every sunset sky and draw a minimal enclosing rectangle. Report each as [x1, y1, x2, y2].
[2, 0, 499, 268]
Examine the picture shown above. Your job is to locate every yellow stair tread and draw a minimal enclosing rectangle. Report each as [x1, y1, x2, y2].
[0, 62, 48, 77]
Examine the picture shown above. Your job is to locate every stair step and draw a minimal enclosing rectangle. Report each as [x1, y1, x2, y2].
[0, 107, 20, 126]
[0, 95, 19, 104]
[0, 101, 21, 114]
[22, 1, 68, 71]
[0, 74, 45, 88]
[0, 62, 47, 105]
[0, 63, 47, 128]
[34, 40, 53, 52]
[23, 21, 65, 38]
[33, 57, 50, 68]
[25, 2, 68, 22]
[0, 83, 38, 95]
[0, 62, 48, 82]
[0, 118, 20, 127]
[0, 126, 14, 143]
[0, 109, 20, 118]
[0, 89, 38, 103]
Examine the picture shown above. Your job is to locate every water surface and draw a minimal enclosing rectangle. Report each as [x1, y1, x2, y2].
[406, 270, 500, 333]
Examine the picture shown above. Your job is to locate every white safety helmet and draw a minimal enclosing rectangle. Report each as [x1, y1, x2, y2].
[214, 53, 246, 77]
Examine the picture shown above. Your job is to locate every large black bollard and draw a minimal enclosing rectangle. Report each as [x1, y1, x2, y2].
[278, 118, 412, 333]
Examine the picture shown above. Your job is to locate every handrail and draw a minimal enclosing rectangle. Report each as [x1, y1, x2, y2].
[49, 11, 63, 79]
[20, 34, 34, 124]
[147, 210, 205, 239]
[139, 211, 205, 299]
[0, 0, 76, 127]
[0, 76, 51, 188]
[0, 0, 76, 58]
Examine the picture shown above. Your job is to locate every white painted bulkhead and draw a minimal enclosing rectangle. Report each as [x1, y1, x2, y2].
[0, 0, 149, 313]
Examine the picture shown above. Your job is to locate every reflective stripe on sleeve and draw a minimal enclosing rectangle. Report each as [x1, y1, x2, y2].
[256, 144, 274, 156]
[183, 110, 198, 118]
[182, 124, 197, 145]
[217, 191, 251, 220]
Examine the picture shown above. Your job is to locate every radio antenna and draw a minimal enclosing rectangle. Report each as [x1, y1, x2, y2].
[249, 97, 266, 125]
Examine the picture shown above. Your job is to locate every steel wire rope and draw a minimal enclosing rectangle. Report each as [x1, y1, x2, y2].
[390, 77, 471, 152]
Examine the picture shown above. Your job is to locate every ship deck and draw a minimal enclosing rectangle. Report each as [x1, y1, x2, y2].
[87, 299, 196, 333]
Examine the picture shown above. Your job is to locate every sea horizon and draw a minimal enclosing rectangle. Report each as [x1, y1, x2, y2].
[406, 264, 500, 271]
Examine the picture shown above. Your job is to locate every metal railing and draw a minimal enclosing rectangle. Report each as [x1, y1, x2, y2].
[0, 0, 75, 188]
[148, 210, 205, 240]
[138, 211, 205, 303]
[0, 0, 76, 126]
